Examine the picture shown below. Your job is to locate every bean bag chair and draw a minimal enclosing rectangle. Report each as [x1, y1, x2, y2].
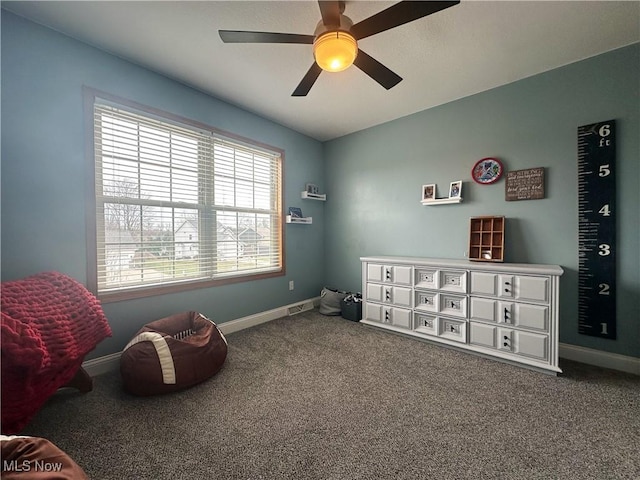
[0, 435, 89, 479]
[120, 311, 227, 396]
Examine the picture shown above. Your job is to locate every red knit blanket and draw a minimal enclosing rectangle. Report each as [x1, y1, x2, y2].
[1, 272, 112, 434]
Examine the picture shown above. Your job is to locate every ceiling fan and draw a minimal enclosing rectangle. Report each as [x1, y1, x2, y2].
[219, 1, 460, 96]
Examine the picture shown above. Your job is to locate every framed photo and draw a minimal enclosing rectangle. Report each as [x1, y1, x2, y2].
[449, 181, 462, 199]
[422, 184, 436, 201]
[305, 183, 319, 195]
[288, 206, 303, 218]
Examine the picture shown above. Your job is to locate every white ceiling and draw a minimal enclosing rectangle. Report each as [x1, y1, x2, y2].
[3, 1, 639, 141]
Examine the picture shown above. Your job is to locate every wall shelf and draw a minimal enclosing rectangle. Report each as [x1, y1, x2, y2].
[301, 191, 326, 201]
[286, 215, 312, 224]
[421, 197, 463, 206]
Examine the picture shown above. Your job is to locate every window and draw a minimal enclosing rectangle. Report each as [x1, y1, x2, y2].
[87, 92, 283, 300]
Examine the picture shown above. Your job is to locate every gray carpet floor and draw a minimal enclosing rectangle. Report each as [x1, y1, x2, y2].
[21, 310, 640, 479]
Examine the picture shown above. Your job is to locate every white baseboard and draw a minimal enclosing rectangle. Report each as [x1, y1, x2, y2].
[82, 352, 122, 377]
[84, 305, 638, 378]
[559, 343, 640, 376]
[82, 296, 320, 377]
[217, 296, 319, 335]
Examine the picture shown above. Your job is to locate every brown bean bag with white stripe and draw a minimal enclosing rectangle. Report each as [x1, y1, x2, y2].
[120, 311, 227, 396]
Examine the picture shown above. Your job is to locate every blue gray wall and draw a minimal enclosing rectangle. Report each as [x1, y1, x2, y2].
[323, 43, 639, 358]
[2, 12, 638, 360]
[1, 12, 326, 358]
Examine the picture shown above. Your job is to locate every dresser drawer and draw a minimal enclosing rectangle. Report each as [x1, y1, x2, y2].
[439, 270, 467, 293]
[438, 317, 467, 343]
[470, 272, 550, 303]
[413, 313, 438, 336]
[500, 302, 549, 331]
[365, 303, 412, 329]
[415, 268, 438, 289]
[469, 322, 497, 348]
[367, 264, 412, 285]
[440, 293, 467, 318]
[414, 290, 439, 313]
[415, 314, 466, 343]
[470, 298, 549, 332]
[498, 328, 549, 361]
[366, 283, 412, 308]
[471, 323, 549, 361]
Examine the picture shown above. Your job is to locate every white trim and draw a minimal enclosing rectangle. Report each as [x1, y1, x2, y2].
[82, 352, 121, 377]
[82, 297, 320, 377]
[84, 303, 637, 378]
[217, 297, 320, 335]
[559, 343, 640, 376]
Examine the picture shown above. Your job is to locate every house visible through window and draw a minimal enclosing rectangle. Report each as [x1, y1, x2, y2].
[88, 92, 283, 299]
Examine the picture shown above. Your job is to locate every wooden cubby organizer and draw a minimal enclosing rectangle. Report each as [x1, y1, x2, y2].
[468, 216, 505, 262]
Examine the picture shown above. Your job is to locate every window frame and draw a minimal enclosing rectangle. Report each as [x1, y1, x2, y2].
[84, 87, 285, 302]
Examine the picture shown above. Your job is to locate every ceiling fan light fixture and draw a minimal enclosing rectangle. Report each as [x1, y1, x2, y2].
[313, 31, 357, 72]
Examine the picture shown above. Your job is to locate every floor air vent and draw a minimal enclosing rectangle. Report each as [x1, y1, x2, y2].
[288, 302, 313, 316]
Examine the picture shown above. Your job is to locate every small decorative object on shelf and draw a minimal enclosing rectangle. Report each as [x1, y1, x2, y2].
[472, 157, 504, 184]
[302, 183, 326, 200]
[422, 184, 436, 201]
[449, 180, 462, 199]
[468, 216, 505, 262]
[288, 206, 303, 218]
[286, 215, 312, 224]
[420, 181, 463, 205]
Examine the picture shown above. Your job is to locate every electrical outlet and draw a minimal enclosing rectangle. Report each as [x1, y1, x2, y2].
[289, 280, 294, 291]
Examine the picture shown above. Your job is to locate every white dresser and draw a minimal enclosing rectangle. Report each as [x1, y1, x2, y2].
[361, 256, 563, 374]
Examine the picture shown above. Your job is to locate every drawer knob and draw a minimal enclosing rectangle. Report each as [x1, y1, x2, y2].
[504, 288, 510, 293]
[503, 342, 509, 347]
[503, 335, 509, 340]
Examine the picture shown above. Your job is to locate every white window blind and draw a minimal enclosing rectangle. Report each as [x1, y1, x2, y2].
[93, 102, 282, 295]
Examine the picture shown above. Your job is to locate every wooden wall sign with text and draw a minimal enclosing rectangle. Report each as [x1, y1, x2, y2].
[505, 167, 545, 201]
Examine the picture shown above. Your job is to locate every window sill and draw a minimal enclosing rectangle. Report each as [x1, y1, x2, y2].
[96, 269, 284, 303]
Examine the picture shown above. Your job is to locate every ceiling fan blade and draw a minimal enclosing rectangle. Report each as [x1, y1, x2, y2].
[292, 63, 323, 97]
[219, 30, 314, 44]
[351, 1, 460, 40]
[318, 1, 341, 27]
[353, 49, 402, 90]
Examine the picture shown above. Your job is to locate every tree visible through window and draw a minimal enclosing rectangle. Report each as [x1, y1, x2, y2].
[88, 94, 283, 299]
